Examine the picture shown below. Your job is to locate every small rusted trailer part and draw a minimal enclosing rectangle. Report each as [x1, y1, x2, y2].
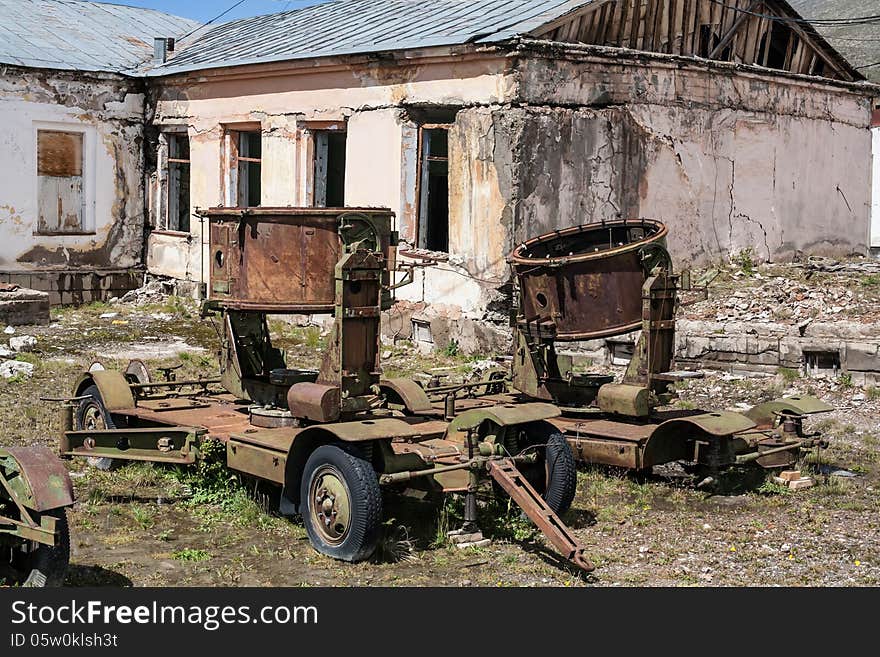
[55, 207, 592, 571]
[505, 219, 832, 478]
[0, 446, 73, 586]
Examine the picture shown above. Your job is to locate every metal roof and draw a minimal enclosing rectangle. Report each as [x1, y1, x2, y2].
[0, 0, 201, 74]
[151, 0, 594, 76]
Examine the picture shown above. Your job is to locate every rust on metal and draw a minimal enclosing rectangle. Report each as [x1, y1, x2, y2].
[205, 207, 395, 312]
[487, 458, 594, 572]
[510, 219, 668, 340]
[2, 446, 74, 512]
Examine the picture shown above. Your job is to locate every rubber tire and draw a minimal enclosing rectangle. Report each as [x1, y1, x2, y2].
[299, 445, 382, 563]
[19, 509, 70, 587]
[519, 423, 577, 515]
[542, 432, 577, 515]
[75, 384, 125, 471]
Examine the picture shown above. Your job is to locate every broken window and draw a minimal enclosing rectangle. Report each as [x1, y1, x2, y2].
[36, 129, 85, 234]
[313, 130, 347, 207]
[165, 133, 190, 232]
[417, 126, 449, 252]
[758, 21, 796, 71]
[234, 130, 262, 207]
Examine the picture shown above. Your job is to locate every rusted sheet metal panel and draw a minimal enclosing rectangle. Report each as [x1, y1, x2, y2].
[510, 219, 668, 340]
[566, 436, 643, 469]
[487, 458, 594, 572]
[287, 382, 341, 423]
[551, 417, 654, 443]
[448, 402, 560, 432]
[2, 447, 74, 512]
[205, 207, 394, 312]
[227, 441, 286, 484]
[380, 378, 434, 414]
[656, 411, 757, 437]
[744, 395, 834, 427]
[88, 370, 136, 411]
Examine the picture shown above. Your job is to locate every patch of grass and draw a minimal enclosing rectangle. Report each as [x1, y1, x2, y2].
[131, 505, 155, 530]
[172, 548, 212, 562]
[838, 372, 853, 388]
[860, 274, 880, 287]
[777, 367, 800, 383]
[14, 352, 40, 365]
[866, 387, 880, 401]
[757, 478, 790, 496]
[732, 248, 756, 277]
[442, 339, 460, 358]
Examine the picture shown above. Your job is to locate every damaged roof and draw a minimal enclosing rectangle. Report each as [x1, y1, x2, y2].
[0, 0, 201, 74]
[149, 0, 594, 76]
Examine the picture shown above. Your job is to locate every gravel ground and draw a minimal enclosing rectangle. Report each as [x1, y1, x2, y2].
[0, 275, 877, 587]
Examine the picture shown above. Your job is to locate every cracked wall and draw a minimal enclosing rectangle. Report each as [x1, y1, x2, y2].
[0, 66, 145, 272]
[512, 48, 874, 265]
[146, 45, 874, 352]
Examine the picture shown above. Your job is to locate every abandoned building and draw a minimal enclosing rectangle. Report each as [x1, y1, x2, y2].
[1, 0, 878, 344]
[0, 0, 199, 304]
[139, 0, 877, 350]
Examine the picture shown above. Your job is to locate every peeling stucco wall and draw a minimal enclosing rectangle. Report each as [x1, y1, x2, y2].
[510, 46, 874, 265]
[0, 66, 145, 270]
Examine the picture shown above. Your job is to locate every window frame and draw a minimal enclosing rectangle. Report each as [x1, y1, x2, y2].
[227, 127, 263, 208]
[33, 123, 95, 236]
[157, 128, 192, 235]
[415, 123, 451, 253]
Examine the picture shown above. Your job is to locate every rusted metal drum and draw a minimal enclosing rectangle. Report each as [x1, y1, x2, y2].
[510, 220, 669, 341]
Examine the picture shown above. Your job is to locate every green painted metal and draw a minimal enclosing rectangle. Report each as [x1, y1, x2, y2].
[447, 402, 560, 432]
[744, 395, 835, 425]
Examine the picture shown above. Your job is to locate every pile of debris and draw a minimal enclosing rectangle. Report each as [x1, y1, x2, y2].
[113, 278, 175, 307]
[682, 258, 880, 325]
[0, 326, 37, 379]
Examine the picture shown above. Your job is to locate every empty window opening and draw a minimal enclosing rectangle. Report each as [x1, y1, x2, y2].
[698, 24, 723, 59]
[235, 130, 262, 207]
[37, 129, 85, 234]
[417, 127, 449, 252]
[607, 340, 635, 366]
[758, 22, 794, 71]
[314, 131, 347, 207]
[166, 133, 190, 232]
[803, 349, 840, 378]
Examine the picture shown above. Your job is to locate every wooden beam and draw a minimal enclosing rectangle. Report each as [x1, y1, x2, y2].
[708, 0, 762, 59]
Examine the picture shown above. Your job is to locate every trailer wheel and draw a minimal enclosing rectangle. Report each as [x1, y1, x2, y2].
[75, 384, 126, 471]
[519, 423, 577, 515]
[4, 509, 70, 587]
[299, 445, 382, 562]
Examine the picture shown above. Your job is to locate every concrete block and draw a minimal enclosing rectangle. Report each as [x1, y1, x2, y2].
[788, 477, 814, 490]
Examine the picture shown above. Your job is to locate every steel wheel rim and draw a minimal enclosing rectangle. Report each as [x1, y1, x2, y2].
[308, 465, 352, 546]
[81, 402, 106, 430]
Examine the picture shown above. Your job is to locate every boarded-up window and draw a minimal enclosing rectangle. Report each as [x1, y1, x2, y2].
[37, 130, 85, 234]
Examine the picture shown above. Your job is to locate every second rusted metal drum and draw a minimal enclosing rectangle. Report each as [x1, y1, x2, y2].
[510, 219, 669, 341]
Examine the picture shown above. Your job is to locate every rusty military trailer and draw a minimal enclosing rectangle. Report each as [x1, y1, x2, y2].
[56, 208, 592, 570]
[1, 446, 74, 586]
[421, 219, 832, 482]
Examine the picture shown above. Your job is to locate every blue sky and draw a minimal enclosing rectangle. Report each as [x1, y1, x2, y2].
[107, 0, 327, 22]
